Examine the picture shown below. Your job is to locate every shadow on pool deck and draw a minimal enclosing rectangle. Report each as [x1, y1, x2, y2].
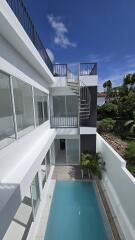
[52, 166, 82, 180]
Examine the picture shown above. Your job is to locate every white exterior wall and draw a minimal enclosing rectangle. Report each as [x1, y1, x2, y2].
[0, 1, 57, 238]
[0, 0, 54, 84]
[0, 35, 49, 92]
[80, 127, 96, 135]
[79, 75, 98, 86]
[96, 133, 135, 240]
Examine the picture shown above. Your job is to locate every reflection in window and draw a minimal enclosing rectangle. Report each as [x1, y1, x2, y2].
[0, 72, 15, 149]
[46, 150, 50, 178]
[53, 96, 66, 117]
[13, 77, 34, 137]
[66, 96, 78, 116]
[43, 94, 48, 121]
[31, 173, 40, 217]
[66, 139, 79, 164]
[34, 89, 43, 125]
[34, 89, 48, 125]
[53, 96, 78, 117]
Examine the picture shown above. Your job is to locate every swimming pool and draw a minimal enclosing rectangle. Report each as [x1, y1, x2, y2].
[45, 181, 112, 240]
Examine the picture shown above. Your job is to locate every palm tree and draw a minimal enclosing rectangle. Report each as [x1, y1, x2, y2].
[103, 81, 107, 92]
[131, 73, 135, 89]
[123, 74, 131, 89]
[107, 80, 112, 89]
[106, 80, 112, 102]
[124, 111, 135, 133]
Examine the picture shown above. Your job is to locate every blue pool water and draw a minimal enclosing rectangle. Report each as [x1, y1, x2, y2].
[45, 181, 111, 240]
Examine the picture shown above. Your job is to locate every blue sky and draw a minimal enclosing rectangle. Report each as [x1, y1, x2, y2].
[24, 0, 135, 91]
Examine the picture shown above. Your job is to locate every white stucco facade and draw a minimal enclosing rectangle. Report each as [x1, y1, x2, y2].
[96, 133, 135, 240]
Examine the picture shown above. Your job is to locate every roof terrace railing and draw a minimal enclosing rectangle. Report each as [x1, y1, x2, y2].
[79, 63, 97, 76]
[53, 64, 67, 77]
[6, 0, 53, 74]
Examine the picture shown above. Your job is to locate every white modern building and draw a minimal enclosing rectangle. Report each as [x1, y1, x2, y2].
[0, 1, 135, 240]
[0, 1, 97, 239]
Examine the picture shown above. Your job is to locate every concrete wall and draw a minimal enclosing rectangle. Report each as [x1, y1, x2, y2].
[96, 133, 135, 240]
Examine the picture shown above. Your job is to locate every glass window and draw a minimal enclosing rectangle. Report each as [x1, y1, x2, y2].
[30, 173, 40, 217]
[41, 158, 46, 188]
[66, 139, 79, 164]
[43, 93, 48, 121]
[0, 72, 15, 149]
[34, 88, 44, 126]
[53, 96, 66, 117]
[46, 150, 51, 178]
[12, 77, 34, 137]
[66, 96, 78, 116]
[53, 96, 78, 117]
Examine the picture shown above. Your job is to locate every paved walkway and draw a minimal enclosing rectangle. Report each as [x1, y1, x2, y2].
[52, 166, 82, 180]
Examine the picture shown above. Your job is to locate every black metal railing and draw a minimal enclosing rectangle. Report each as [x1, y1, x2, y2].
[6, 0, 53, 73]
[79, 63, 97, 76]
[53, 64, 67, 77]
[50, 116, 78, 128]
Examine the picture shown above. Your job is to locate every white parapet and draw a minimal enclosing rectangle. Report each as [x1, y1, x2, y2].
[80, 127, 96, 135]
[79, 75, 98, 86]
[96, 133, 135, 240]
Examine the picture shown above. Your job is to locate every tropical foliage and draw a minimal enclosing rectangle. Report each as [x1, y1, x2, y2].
[81, 153, 105, 179]
[98, 72, 135, 177]
[98, 118, 116, 133]
[124, 142, 135, 176]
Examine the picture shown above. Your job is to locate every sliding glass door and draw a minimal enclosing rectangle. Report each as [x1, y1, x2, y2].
[54, 139, 79, 165]
[66, 139, 79, 165]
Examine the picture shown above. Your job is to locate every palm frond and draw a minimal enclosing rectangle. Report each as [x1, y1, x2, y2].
[130, 124, 135, 133]
[124, 120, 134, 127]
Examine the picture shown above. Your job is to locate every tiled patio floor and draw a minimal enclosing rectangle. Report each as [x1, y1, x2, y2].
[52, 166, 82, 180]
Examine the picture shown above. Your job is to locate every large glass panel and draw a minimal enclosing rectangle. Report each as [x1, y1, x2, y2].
[53, 96, 66, 117]
[66, 139, 79, 164]
[41, 158, 46, 188]
[13, 77, 34, 137]
[46, 150, 51, 178]
[43, 93, 48, 121]
[54, 139, 66, 165]
[66, 96, 78, 116]
[34, 88, 44, 126]
[31, 173, 40, 217]
[0, 72, 15, 149]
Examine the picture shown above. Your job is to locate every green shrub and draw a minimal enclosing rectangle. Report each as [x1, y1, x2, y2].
[97, 103, 118, 120]
[98, 118, 116, 133]
[124, 141, 135, 165]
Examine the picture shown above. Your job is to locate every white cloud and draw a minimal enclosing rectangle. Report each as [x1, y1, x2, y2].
[47, 14, 77, 48]
[46, 48, 55, 62]
[88, 54, 113, 63]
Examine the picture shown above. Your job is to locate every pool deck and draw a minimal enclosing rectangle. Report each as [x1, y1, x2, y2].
[52, 166, 82, 180]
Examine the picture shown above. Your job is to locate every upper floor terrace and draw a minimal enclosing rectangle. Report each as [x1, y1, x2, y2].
[50, 63, 98, 128]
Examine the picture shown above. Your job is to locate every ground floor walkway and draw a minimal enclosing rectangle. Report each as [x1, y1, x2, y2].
[52, 166, 82, 180]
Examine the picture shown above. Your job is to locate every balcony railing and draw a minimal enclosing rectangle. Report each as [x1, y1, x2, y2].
[79, 63, 97, 76]
[50, 116, 78, 128]
[53, 64, 67, 77]
[6, 0, 53, 74]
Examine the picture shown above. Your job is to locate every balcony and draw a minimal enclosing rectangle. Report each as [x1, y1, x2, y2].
[79, 63, 97, 76]
[50, 116, 78, 128]
[6, 0, 53, 74]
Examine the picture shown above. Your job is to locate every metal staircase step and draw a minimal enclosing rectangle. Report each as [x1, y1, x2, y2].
[67, 81, 79, 85]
